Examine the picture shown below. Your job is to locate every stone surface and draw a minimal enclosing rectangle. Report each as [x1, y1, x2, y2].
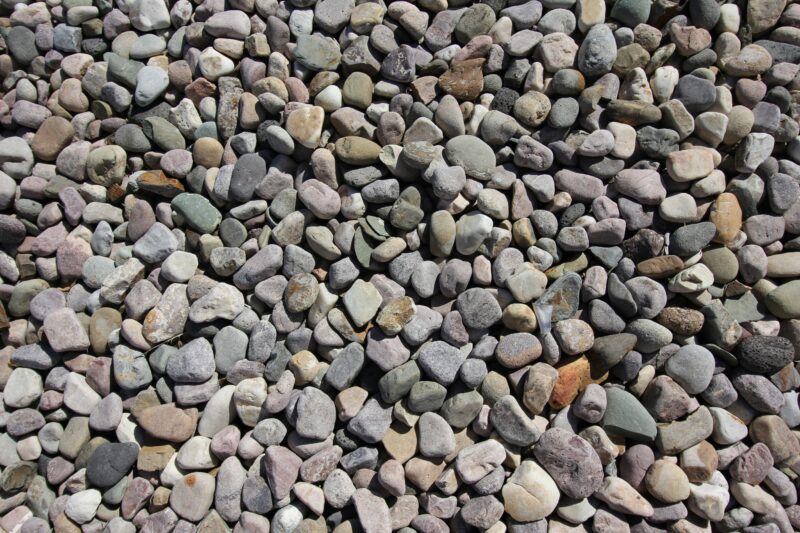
[534, 428, 604, 499]
[0, 1, 798, 530]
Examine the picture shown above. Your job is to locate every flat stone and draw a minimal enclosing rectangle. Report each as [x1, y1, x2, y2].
[602, 387, 657, 442]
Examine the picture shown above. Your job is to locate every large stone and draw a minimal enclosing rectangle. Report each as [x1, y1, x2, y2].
[502, 460, 560, 522]
[533, 428, 604, 499]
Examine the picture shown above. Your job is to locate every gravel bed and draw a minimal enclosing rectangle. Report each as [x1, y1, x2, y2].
[1, 0, 800, 531]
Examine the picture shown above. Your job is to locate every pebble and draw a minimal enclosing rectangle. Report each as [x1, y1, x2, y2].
[170, 473, 215, 522]
[645, 459, 691, 503]
[167, 338, 216, 384]
[664, 345, 716, 395]
[602, 387, 657, 441]
[490, 395, 541, 446]
[65, 489, 102, 524]
[86, 442, 139, 488]
[503, 460, 560, 522]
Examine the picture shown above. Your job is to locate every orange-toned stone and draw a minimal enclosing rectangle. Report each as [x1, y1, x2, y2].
[137, 404, 198, 443]
[439, 58, 484, 101]
[771, 364, 799, 391]
[31, 116, 74, 161]
[680, 440, 718, 483]
[63, 353, 95, 373]
[637, 256, 684, 278]
[710, 192, 742, 244]
[108, 184, 127, 203]
[549, 355, 608, 410]
[404, 456, 445, 491]
[138, 171, 185, 198]
[749, 415, 800, 466]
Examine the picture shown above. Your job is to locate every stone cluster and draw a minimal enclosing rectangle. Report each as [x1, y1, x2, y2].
[1, 0, 800, 531]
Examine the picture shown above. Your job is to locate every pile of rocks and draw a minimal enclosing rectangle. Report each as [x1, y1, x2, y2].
[1, 0, 800, 530]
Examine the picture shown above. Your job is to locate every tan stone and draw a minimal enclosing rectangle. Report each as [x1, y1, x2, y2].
[637, 256, 684, 278]
[192, 137, 223, 168]
[710, 192, 742, 244]
[334, 136, 381, 165]
[376, 297, 416, 335]
[286, 106, 325, 149]
[645, 460, 690, 503]
[350, 2, 385, 32]
[335, 387, 368, 421]
[749, 415, 800, 466]
[595, 476, 654, 517]
[289, 350, 320, 385]
[137, 404, 198, 443]
[137, 444, 177, 472]
[748, 0, 787, 34]
[679, 441, 718, 483]
[410, 76, 439, 105]
[439, 58, 484, 101]
[666, 149, 715, 182]
[766, 252, 800, 277]
[383, 422, 417, 464]
[656, 307, 704, 336]
[404, 456, 445, 491]
[502, 303, 537, 332]
[32, 116, 74, 162]
[502, 460, 560, 522]
[576, 0, 605, 32]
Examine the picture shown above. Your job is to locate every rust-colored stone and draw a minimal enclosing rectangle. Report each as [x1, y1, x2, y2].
[138, 171, 185, 198]
[549, 355, 608, 410]
[107, 183, 127, 203]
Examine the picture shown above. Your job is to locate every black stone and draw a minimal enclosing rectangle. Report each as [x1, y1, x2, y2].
[590, 333, 639, 372]
[86, 442, 139, 488]
[674, 75, 716, 113]
[670, 222, 716, 256]
[689, 0, 720, 29]
[559, 203, 585, 228]
[637, 126, 679, 159]
[228, 153, 267, 203]
[490, 88, 520, 115]
[623, 228, 665, 262]
[738, 335, 795, 375]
